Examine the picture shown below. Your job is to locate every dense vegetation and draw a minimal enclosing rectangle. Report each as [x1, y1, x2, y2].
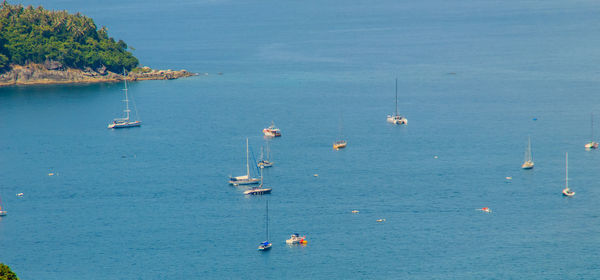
[0, 263, 17, 280]
[0, 1, 138, 73]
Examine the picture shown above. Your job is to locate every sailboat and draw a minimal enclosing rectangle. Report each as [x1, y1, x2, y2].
[333, 114, 347, 150]
[521, 136, 534, 169]
[244, 167, 272, 195]
[257, 200, 272, 251]
[585, 113, 599, 149]
[0, 194, 6, 216]
[386, 78, 407, 125]
[257, 140, 274, 168]
[229, 138, 260, 186]
[108, 70, 142, 129]
[562, 152, 575, 197]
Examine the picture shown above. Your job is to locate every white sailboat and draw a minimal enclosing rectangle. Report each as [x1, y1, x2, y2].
[585, 113, 599, 149]
[108, 70, 142, 129]
[257, 140, 274, 168]
[522, 136, 534, 169]
[0, 193, 6, 216]
[257, 200, 272, 251]
[386, 78, 407, 125]
[229, 138, 260, 186]
[562, 152, 575, 197]
[333, 114, 347, 150]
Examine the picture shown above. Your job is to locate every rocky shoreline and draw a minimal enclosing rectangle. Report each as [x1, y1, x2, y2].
[0, 63, 196, 86]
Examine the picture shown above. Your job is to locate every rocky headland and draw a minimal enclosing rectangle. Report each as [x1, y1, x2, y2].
[0, 62, 196, 86]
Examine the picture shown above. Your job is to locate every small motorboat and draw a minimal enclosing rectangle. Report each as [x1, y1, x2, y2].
[477, 207, 491, 213]
[333, 140, 347, 150]
[263, 121, 281, 137]
[286, 233, 307, 245]
[376, 218, 386, 222]
[351, 210, 359, 214]
[585, 141, 599, 149]
[16, 193, 23, 197]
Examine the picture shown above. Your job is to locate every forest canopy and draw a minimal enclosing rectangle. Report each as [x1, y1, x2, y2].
[0, 1, 139, 73]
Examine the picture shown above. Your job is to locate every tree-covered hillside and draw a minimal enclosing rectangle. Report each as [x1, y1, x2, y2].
[0, 1, 139, 73]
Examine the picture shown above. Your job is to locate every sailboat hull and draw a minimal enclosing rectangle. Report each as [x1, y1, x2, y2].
[521, 161, 534, 169]
[333, 141, 347, 150]
[229, 177, 260, 185]
[244, 188, 272, 195]
[0, 211, 6, 216]
[387, 115, 407, 125]
[108, 121, 142, 129]
[258, 243, 272, 251]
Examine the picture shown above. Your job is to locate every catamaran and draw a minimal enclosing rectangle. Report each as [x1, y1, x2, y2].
[257, 140, 274, 168]
[229, 138, 260, 186]
[263, 121, 281, 137]
[386, 78, 407, 125]
[522, 136, 534, 169]
[257, 200, 272, 251]
[562, 152, 575, 197]
[585, 113, 599, 149]
[108, 70, 141, 129]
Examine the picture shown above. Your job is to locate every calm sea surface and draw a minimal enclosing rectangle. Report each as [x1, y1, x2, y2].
[2, 0, 600, 279]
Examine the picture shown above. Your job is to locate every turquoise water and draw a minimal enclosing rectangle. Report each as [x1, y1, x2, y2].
[2, 0, 600, 279]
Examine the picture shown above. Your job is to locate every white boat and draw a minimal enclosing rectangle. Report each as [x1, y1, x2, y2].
[229, 138, 260, 185]
[257, 140, 274, 168]
[263, 121, 281, 137]
[522, 136, 534, 169]
[286, 233, 307, 244]
[585, 113, 599, 149]
[244, 167, 272, 195]
[108, 70, 142, 129]
[386, 78, 407, 125]
[333, 114, 347, 150]
[257, 200, 272, 251]
[562, 152, 575, 197]
[0, 194, 6, 216]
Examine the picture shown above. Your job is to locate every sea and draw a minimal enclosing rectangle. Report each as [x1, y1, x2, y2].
[1, 0, 600, 279]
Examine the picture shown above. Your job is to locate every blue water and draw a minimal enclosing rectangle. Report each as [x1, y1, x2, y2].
[2, 0, 600, 279]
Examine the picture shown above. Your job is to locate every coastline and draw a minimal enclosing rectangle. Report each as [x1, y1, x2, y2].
[0, 64, 197, 87]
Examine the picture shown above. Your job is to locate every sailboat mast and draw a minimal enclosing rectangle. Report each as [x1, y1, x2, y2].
[591, 113, 594, 142]
[566, 152, 569, 188]
[528, 136, 532, 161]
[395, 78, 398, 116]
[246, 138, 250, 177]
[266, 200, 269, 241]
[123, 70, 130, 121]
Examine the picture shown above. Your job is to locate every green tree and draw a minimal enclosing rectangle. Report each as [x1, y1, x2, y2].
[0, 263, 18, 280]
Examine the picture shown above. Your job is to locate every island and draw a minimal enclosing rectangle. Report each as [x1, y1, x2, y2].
[0, 1, 195, 86]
